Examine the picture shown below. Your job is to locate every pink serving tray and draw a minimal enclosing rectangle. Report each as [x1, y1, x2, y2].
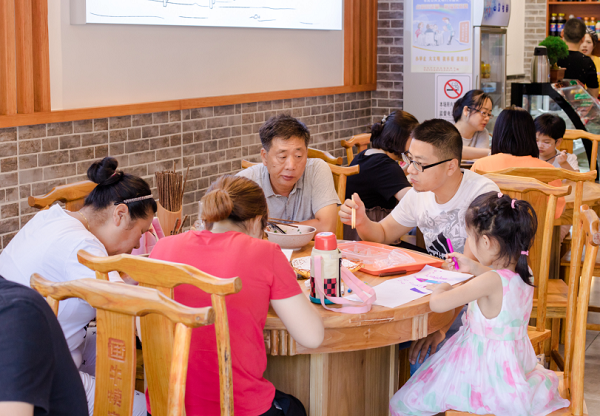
[338, 241, 444, 276]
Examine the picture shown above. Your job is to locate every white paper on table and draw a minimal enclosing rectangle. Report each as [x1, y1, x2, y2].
[282, 249, 294, 262]
[346, 265, 473, 309]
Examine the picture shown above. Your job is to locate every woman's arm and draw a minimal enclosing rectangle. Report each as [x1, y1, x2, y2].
[271, 294, 324, 349]
[462, 146, 490, 160]
[0, 402, 33, 416]
[394, 187, 411, 201]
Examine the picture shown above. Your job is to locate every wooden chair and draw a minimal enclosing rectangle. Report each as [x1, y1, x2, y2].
[307, 147, 343, 166]
[31, 274, 214, 416]
[241, 160, 359, 239]
[483, 173, 571, 353]
[340, 133, 371, 164]
[475, 167, 596, 367]
[561, 129, 600, 173]
[447, 204, 599, 416]
[77, 250, 242, 416]
[28, 180, 97, 211]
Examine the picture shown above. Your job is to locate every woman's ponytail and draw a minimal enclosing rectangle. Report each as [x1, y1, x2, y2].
[452, 96, 465, 122]
[199, 175, 268, 231]
[201, 189, 234, 223]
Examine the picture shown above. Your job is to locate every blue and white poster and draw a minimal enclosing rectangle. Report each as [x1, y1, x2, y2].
[411, 0, 472, 73]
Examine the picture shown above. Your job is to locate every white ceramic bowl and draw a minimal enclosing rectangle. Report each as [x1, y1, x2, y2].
[265, 224, 317, 250]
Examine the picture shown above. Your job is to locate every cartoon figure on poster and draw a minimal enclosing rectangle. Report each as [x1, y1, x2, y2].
[411, 0, 472, 73]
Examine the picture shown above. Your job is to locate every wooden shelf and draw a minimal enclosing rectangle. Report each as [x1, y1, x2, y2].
[549, 2, 600, 4]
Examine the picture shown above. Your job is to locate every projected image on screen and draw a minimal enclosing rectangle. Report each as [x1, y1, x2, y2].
[84, 0, 342, 30]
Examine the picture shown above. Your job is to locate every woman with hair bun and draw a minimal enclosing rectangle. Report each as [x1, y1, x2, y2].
[344, 110, 418, 240]
[149, 175, 324, 416]
[453, 89, 494, 160]
[0, 156, 156, 416]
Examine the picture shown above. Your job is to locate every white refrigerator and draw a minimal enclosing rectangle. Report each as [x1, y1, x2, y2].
[403, 0, 511, 130]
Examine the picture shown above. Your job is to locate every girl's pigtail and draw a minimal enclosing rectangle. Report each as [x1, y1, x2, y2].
[515, 252, 532, 286]
[511, 199, 537, 286]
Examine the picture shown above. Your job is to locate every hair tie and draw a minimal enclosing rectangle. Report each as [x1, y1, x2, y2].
[101, 171, 121, 186]
[511, 199, 517, 209]
[381, 114, 388, 124]
[521, 251, 529, 256]
[497, 192, 503, 198]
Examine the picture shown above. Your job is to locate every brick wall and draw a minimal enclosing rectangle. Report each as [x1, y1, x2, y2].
[374, 0, 404, 122]
[0, 0, 404, 251]
[0, 94, 374, 250]
[524, 0, 548, 82]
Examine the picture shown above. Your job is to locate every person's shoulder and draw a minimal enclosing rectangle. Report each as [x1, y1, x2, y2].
[236, 163, 264, 180]
[306, 157, 330, 170]
[230, 232, 284, 259]
[577, 51, 594, 63]
[0, 278, 49, 313]
[306, 158, 334, 180]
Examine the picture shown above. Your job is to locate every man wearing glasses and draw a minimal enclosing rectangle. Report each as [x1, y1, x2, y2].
[339, 118, 499, 370]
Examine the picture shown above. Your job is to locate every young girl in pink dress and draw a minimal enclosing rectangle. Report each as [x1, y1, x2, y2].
[390, 191, 570, 416]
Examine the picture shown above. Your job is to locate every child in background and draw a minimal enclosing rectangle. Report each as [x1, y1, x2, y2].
[535, 114, 580, 171]
[389, 191, 569, 416]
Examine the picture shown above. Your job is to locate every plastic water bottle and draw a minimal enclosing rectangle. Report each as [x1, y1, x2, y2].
[310, 232, 342, 302]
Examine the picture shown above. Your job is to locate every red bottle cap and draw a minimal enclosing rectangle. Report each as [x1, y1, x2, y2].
[314, 232, 337, 251]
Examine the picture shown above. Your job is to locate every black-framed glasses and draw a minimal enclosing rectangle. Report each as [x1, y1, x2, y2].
[469, 107, 494, 119]
[402, 152, 452, 172]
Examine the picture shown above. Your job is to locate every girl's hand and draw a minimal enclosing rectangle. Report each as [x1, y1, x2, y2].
[443, 252, 475, 273]
[425, 282, 452, 292]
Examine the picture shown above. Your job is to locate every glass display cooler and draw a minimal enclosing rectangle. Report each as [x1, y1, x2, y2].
[510, 80, 600, 172]
[474, 28, 507, 132]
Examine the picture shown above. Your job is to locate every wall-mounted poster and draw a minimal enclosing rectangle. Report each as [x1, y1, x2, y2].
[411, 0, 472, 73]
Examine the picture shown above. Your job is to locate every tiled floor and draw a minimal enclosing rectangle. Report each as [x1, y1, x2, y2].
[584, 276, 600, 415]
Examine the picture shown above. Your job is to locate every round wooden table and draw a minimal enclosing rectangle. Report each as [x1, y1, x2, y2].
[262, 243, 455, 416]
[557, 180, 600, 226]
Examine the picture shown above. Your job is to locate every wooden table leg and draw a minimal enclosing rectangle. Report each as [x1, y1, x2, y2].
[309, 354, 329, 416]
[265, 346, 401, 416]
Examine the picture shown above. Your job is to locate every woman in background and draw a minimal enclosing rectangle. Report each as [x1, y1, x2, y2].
[149, 175, 324, 416]
[580, 28, 600, 92]
[470, 106, 565, 219]
[344, 110, 418, 241]
[453, 89, 493, 160]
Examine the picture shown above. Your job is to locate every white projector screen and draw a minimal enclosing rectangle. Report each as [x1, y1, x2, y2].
[75, 0, 343, 30]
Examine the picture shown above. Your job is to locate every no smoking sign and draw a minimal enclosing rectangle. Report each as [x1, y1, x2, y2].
[435, 74, 472, 122]
[444, 79, 463, 99]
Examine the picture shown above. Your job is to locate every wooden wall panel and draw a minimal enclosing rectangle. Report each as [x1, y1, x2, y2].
[0, 0, 378, 126]
[32, 0, 51, 112]
[15, 0, 35, 114]
[344, 0, 378, 86]
[0, 0, 17, 115]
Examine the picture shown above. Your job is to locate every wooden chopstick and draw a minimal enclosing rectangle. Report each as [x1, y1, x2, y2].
[171, 218, 180, 236]
[177, 215, 189, 234]
[270, 221, 299, 229]
[351, 194, 356, 229]
[268, 222, 287, 234]
[268, 217, 299, 224]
